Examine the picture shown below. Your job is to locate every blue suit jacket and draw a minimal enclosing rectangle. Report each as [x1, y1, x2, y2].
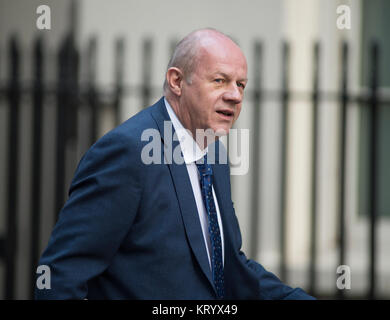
[35, 97, 314, 300]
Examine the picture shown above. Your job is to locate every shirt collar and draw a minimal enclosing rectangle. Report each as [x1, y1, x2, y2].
[164, 97, 207, 164]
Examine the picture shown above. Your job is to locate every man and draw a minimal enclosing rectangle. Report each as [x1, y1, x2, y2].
[36, 28, 314, 299]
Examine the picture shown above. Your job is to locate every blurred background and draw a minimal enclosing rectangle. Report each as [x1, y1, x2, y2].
[0, 0, 389, 299]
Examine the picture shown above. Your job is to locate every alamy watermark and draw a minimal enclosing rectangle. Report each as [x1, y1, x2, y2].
[336, 265, 351, 290]
[140, 121, 249, 176]
[336, 5, 351, 30]
[36, 5, 51, 30]
[36, 265, 51, 290]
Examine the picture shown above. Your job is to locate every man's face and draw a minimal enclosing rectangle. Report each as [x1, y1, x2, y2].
[178, 38, 248, 140]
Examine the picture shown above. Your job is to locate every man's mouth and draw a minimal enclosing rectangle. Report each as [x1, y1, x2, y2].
[216, 109, 234, 119]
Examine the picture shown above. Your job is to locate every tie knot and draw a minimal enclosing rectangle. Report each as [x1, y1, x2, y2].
[196, 154, 213, 177]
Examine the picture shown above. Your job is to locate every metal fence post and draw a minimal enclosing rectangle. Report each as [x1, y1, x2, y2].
[336, 41, 348, 300]
[87, 37, 98, 144]
[309, 41, 320, 296]
[55, 34, 79, 221]
[249, 41, 263, 260]
[279, 41, 290, 283]
[368, 41, 379, 300]
[29, 35, 45, 299]
[141, 38, 153, 109]
[113, 38, 125, 126]
[4, 35, 20, 300]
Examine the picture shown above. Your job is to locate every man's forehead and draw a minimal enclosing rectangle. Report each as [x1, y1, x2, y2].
[197, 46, 247, 77]
[198, 35, 244, 56]
[197, 41, 247, 67]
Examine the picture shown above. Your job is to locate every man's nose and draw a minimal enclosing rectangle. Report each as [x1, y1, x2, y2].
[223, 83, 242, 104]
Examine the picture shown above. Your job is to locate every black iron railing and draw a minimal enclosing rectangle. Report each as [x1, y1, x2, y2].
[0, 35, 386, 300]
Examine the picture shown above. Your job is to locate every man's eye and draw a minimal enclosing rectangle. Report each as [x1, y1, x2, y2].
[214, 79, 224, 83]
[237, 82, 246, 89]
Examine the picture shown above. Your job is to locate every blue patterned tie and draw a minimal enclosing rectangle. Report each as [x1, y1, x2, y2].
[196, 154, 225, 299]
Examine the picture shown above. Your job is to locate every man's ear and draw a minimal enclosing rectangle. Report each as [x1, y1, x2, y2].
[166, 67, 184, 96]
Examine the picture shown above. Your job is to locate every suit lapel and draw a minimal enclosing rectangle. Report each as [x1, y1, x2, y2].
[211, 160, 236, 260]
[212, 157, 261, 299]
[168, 160, 215, 292]
[150, 98, 216, 294]
[209, 140, 235, 251]
[212, 147, 248, 298]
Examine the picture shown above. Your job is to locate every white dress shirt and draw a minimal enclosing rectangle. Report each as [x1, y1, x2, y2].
[164, 98, 225, 269]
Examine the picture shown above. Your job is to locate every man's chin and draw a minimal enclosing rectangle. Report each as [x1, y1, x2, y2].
[213, 127, 231, 137]
[194, 127, 230, 149]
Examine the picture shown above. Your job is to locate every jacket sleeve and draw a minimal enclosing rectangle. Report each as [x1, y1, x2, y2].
[231, 210, 316, 300]
[241, 253, 316, 300]
[35, 131, 143, 299]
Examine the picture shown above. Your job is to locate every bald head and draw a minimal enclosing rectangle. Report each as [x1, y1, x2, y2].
[163, 28, 247, 143]
[163, 28, 242, 94]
